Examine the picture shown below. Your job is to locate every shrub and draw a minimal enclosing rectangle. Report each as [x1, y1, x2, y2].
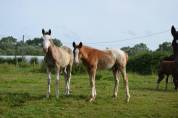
[127, 51, 171, 74]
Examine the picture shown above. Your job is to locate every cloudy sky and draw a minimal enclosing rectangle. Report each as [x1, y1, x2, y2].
[0, 0, 178, 50]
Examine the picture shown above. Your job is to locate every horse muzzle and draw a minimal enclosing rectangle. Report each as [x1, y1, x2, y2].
[74, 59, 80, 64]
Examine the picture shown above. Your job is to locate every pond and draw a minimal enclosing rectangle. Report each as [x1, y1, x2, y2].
[0, 55, 44, 63]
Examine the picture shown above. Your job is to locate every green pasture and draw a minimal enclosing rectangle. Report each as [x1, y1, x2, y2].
[0, 64, 177, 118]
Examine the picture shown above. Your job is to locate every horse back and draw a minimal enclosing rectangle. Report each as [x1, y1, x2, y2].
[159, 61, 177, 74]
[60, 46, 73, 66]
[106, 49, 128, 68]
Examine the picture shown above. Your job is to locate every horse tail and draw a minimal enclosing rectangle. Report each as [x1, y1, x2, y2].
[125, 52, 128, 64]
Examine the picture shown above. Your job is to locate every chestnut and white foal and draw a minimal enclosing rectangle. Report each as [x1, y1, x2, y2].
[73, 42, 130, 102]
[42, 29, 73, 98]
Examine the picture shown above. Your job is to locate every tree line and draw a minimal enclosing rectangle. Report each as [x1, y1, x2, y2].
[0, 36, 62, 55]
[0, 36, 173, 74]
[121, 42, 172, 74]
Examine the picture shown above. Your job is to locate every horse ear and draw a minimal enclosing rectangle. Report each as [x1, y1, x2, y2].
[49, 29, 51, 35]
[171, 25, 176, 36]
[79, 42, 83, 48]
[42, 29, 45, 35]
[73, 42, 76, 47]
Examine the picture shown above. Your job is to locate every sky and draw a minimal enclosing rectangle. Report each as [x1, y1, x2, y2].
[0, 0, 178, 50]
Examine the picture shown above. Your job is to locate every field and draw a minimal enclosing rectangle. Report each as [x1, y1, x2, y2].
[0, 64, 178, 118]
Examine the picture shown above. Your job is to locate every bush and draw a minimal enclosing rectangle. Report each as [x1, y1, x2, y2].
[127, 51, 171, 74]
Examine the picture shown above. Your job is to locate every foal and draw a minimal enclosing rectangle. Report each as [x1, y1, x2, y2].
[42, 29, 73, 98]
[157, 60, 178, 90]
[156, 55, 174, 90]
[73, 42, 130, 102]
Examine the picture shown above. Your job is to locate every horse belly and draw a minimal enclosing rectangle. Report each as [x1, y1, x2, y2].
[59, 54, 71, 68]
[97, 58, 115, 69]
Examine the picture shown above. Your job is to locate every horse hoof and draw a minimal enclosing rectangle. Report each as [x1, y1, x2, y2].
[112, 94, 117, 98]
[89, 99, 94, 102]
[126, 96, 130, 103]
[64, 93, 70, 96]
[89, 97, 95, 102]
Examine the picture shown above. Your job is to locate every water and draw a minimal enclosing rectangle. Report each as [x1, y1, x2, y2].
[0, 55, 44, 63]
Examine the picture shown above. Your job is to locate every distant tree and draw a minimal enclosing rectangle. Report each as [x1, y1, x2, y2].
[0, 36, 63, 55]
[156, 42, 172, 53]
[121, 43, 150, 56]
[0, 36, 17, 44]
[53, 38, 62, 47]
[26, 37, 43, 46]
[0, 36, 17, 54]
[121, 46, 131, 53]
[26, 37, 62, 47]
[121, 46, 132, 55]
[132, 43, 149, 51]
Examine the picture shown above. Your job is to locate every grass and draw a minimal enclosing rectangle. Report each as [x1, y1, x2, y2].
[0, 64, 178, 118]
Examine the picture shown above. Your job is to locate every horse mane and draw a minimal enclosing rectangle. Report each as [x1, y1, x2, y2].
[49, 39, 55, 46]
[82, 45, 104, 53]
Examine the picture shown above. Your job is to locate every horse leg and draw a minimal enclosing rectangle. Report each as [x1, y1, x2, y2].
[173, 76, 178, 90]
[165, 75, 169, 90]
[88, 67, 96, 102]
[47, 67, 51, 98]
[156, 72, 164, 90]
[121, 67, 130, 103]
[66, 73, 71, 95]
[55, 68, 60, 99]
[112, 68, 120, 98]
[64, 66, 71, 95]
[66, 66, 72, 95]
[63, 68, 68, 95]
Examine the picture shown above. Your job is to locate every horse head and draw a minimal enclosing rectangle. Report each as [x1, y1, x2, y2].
[42, 29, 52, 53]
[72, 42, 83, 64]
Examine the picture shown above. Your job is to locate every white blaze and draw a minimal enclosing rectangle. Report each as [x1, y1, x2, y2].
[74, 49, 80, 63]
[43, 35, 51, 50]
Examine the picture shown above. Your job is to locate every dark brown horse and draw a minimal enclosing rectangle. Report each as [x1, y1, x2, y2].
[157, 61, 178, 90]
[157, 26, 178, 90]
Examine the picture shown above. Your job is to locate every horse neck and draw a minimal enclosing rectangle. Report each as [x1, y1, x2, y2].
[46, 44, 57, 58]
[80, 46, 113, 62]
[80, 46, 95, 62]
